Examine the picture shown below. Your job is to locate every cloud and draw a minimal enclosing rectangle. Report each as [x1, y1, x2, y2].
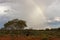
[0, 0, 60, 29]
[44, 0, 60, 28]
[45, 0, 60, 18]
[0, 0, 47, 29]
[47, 17, 60, 22]
[0, 0, 12, 3]
[47, 17, 60, 28]
[54, 17, 60, 21]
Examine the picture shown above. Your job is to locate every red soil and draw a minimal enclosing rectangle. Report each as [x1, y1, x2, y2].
[49, 37, 60, 40]
[0, 35, 60, 40]
[0, 35, 42, 40]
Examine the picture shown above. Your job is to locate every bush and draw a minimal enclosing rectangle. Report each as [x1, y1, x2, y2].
[42, 38, 49, 40]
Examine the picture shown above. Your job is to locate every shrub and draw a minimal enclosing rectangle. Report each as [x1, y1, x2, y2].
[42, 38, 49, 40]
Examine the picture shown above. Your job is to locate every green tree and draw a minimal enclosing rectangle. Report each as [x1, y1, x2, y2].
[4, 19, 27, 30]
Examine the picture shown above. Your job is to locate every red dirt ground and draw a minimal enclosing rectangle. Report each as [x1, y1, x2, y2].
[0, 35, 60, 40]
[49, 37, 60, 40]
[0, 35, 42, 40]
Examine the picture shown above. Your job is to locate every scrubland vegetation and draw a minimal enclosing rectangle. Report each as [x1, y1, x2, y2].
[0, 19, 60, 40]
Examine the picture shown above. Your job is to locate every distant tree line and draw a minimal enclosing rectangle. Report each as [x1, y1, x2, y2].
[45, 28, 60, 31]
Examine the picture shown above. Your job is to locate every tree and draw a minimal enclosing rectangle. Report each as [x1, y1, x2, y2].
[4, 19, 27, 30]
[57, 28, 60, 30]
[45, 28, 50, 31]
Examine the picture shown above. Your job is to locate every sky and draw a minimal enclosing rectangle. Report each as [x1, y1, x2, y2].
[0, 0, 60, 29]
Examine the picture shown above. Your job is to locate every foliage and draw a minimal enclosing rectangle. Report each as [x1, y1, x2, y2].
[45, 28, 50, 31]
[42, 38, 49, 40]
[4, 19, 27, 30]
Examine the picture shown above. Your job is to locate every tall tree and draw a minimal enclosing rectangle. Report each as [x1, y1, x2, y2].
[4, 19, 27, 30]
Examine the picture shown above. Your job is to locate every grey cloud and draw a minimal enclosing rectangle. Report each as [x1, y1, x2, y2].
[0, 0, 13, 3]
[0, 0, 47, 29]
[45, 0, 60, 18]
[0, 0, 60, 29]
